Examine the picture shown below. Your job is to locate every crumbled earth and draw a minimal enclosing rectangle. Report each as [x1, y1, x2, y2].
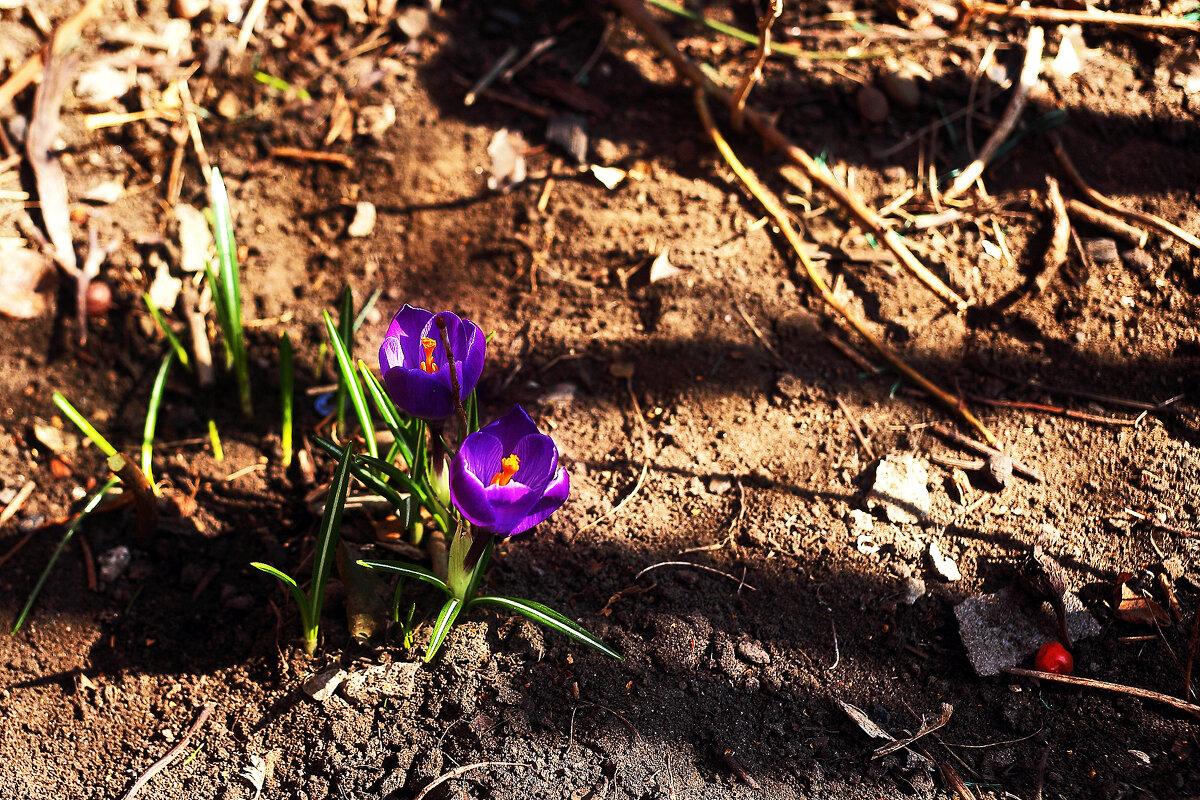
[2, 1, 1200, 799]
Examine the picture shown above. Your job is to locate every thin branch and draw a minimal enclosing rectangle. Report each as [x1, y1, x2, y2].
[693, 89, 998, 445]
[943, 26, 1044, 202]
[413, 762, 529, 800]
[1004, 668, 1200, 720]
[964, 0, 1200, 33]
[609, 0, 970, 312]
[635, 561, 758, 590]
[731, 0, 782, 130]
[1034, 175, 1070, 294]
[118, 704, 214, 800]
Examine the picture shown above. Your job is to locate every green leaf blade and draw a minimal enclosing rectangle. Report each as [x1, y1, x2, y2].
[322, 311, 377, 459]
[357, 559, 450, 593]
[425, 597, 462, 662]
[471, 596, 622, 660]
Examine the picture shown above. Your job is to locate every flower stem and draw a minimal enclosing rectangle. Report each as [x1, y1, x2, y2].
[435, 316, 470, 441]
[463, 528, 494, 573]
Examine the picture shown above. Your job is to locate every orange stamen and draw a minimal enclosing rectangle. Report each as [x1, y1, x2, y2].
[419, 336, 438, 373]
[489, 454, 520, 487]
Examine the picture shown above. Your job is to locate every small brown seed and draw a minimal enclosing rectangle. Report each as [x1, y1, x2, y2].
[856, 86, 889, 123]
[85, 281, 112, 316]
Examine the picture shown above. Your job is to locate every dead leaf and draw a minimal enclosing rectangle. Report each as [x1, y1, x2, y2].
[837, 699, 894, 740]
[0, 247, 55, 318]
[27, 51, 78, 275]
[1114, 577, 1172, 626]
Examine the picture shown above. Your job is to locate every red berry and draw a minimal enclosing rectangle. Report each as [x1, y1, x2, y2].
[1034, 642, 1073, 675]
[85, 281, 112, 316]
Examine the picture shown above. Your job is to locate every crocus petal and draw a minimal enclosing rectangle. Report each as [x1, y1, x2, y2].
[383, 365, 453, 419]
[457, 432, 503, 481]
[484, 405, 540, 451]
[457, 324, 486, 398]
[449, 458, 498, 529]
[505, 467, 570, 537]
[512, 434, 558, 494]
[379, 338, 403, 374]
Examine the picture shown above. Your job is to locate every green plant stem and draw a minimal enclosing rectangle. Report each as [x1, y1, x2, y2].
[208, 419, 224, 462]
[53, 391, 118, 458]
[143, 294, 190, 369]
[11, 476, 120, 634]
[279, 331, 294, 468]
[141, 351, 175, 493]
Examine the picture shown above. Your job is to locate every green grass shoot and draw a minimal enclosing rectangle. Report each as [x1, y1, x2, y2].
[11, 476, 120, 634]
[53, 391, 117, 458]
[335, 286, 353, 426]
[279, 331, 294, 468]
[208, 419, 224, 462]
[207, 167, 252, 416]
[140, 351, 175, 493]
[252, 440, 354, 654]
[322, 310, 377, 459]
[143, 294, 190, 370]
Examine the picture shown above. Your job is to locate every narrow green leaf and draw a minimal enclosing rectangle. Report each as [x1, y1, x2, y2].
[53, 391, 118, 458]
[410, 419, 427, 486]
[307, 441, 355, 645]
[203, 259, 232, 368]
[357, 559, 450, 594]
[140, 351, 175, 491]
[322, 311, 377, 458]
[463, 537, 494, 603]
[425, 597, 462, 662]
[356, 454, 426, 501]
[311, 436, 415, 524]
[208, 419, 224, 462]
[335, 286, 353, 426]
[250, 562, 313, 634]
[208, 167, 251, 415]
[143, 294, 190, 369]
[279, 332, 294, 468]
[470, 596, 623, 660]
[12, 476, 120, 634]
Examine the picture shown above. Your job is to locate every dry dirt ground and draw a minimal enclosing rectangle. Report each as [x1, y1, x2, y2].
[2, 1, 1200, 798]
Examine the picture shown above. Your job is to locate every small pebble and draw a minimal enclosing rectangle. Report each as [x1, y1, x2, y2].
[1085, 237, 1119, 264]
[1120, 248, 1153, 273]
[902, 576, 926, 605]
[856, 85, 889, 123]
[85, 281, 112, 316]
[879, 64, 921, 108]
[736, 640, 771, 666]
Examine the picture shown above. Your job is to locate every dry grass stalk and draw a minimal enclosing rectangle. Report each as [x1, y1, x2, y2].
[1065, 199, 1148, 247]
[609, 0, 971, 312]
[943, 26, 1044, 202]
[1034, 175, 1070, 294]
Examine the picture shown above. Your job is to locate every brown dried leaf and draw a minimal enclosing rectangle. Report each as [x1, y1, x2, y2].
[27, 51, 78, 274]
[1115, 580, 1172, 627]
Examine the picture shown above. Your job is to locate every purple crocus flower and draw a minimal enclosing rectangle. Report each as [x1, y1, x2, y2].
[449, 405, 570, 537]
[379, 304, 486, 420]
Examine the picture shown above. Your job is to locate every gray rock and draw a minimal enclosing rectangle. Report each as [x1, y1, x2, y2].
[736, 639, 771, 666]
[901, 576, 926, 605]
[1085, 237, 1119, 264]
[1120, 248, 1153, 273]
[865, 453, 931, 524]
[303, 666, 348, 703]
[954, 587, 1101, 676]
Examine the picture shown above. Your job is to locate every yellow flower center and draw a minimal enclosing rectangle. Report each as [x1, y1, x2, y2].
[489, 454, 520, 487]
[419, 336, 439, 373]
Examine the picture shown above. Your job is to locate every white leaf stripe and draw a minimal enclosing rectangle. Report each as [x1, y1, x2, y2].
[426, 598, 461, 660]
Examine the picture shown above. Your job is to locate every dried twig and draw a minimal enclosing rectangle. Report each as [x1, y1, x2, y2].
[928, 423, 1041, 481]
[943, 26, 1044, 202]
[635, 560, 758, 590]
[1034, 175, 1070, 294]
[269, 146, 354, 168]
[413, 762, 529, 800]
[873, 703, 953, 758]
[0, 480, 36, 528]
[609, 0, 970, 312]
[732, 301, 786, 366]
[1004, 667, 1200, 720]
[836, 397, 875, 460]
[694, 89, 998, 445]
[963, 0, 1200, 33]
[966, 394, 1136, 427]
[730, 0, 782, 130]
[1065, 199, 1148, 248]
[463, 46, 519, 106]
[1051, 133, 1200, 250]
[118, 704, 214, 800]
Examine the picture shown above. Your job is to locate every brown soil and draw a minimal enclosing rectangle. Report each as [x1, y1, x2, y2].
[2, 1, 1200, 798]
